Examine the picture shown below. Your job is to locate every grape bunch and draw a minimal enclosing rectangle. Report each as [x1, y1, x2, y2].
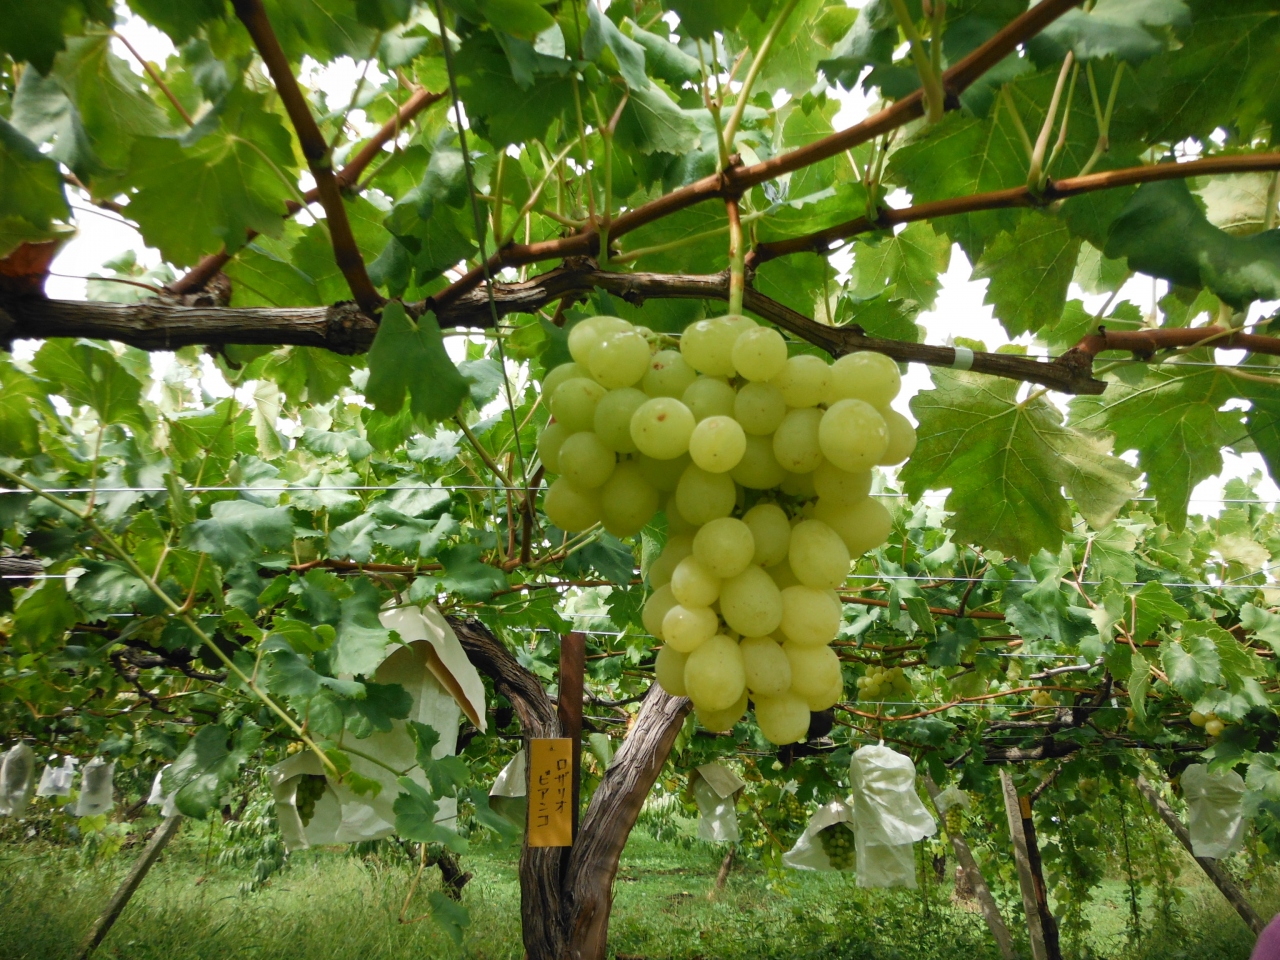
[1190, 710, 1226, 738]
[855, 664, 912, 702]
[536, 313, 915, 745]
[944, 806, 964, 837]
[294, 773, 327, 828]
[1029, 688, 1055, 708]
[817, 823, 857, 870]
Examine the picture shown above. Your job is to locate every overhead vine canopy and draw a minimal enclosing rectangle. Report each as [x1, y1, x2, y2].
[1, 0, 1280, 955]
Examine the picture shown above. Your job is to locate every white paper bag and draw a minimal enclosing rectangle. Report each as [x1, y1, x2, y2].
[783, 800, 856, 871]
[75, 758, 115, 817]
[850, 745, 935, 888]
[37, 756, 77, 797]
[0, 743, 35, 817]
[147, 765, 180, 818]
[691, 763, 745, 843]
[1182, 764, 1246, 859]
[268, 604, 485, 850]
[489, 751, 527, 827]
[932, 784, 972, 814]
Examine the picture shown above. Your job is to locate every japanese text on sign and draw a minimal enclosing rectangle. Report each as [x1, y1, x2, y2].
[527, 738, 573, 847]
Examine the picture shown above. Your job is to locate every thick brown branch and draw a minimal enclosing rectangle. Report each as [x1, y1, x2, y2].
[169, 87, 443, 296]
[429, 0, 1084, 306]
[751, 153, 1280, 264]
[1075, 324, 1280, 359]
[230, 0, 381, 315]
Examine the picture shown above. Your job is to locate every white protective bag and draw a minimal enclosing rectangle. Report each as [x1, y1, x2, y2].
[36, 756, 77, 797]
[849, 744, 936, 888]
[1182, 764, 1246, 859]
[0, 743, 35, 817]
[783, 800, 856, 871]
[147, 765, 180, 818]
[268, 603, 486, 851]
[489, 750, 527, 827]
[691, 762, 745, 843]
[932, 784, 972, 816]
[75, 758, 115, 816]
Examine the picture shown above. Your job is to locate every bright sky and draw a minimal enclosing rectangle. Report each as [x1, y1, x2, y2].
[37, 4, 1280, 517]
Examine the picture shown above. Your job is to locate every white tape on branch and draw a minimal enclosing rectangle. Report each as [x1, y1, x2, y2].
[951, 346, 975, 371]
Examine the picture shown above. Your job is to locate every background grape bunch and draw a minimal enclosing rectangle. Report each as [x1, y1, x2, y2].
[855, 664, 913, 703]
[817, 823, 857, 870]
[537, 314, 914, 745]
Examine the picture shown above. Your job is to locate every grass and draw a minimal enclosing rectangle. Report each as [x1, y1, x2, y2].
[0, 827, 1269, 960]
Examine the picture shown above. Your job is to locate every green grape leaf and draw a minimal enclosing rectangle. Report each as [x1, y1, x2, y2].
[466, 784, 522, 843]
[852, 222, 950, 310]
[346, 681, 414, 738]
[585, 3, 648, 90]
[427, 891, 472, 946]
[0, 361, 49, 457]
[331, 579, 394, 676]
[1161, 626, 1222, 701]
[13, 579, 80, 646]
[623, 22, 701, 85]
[1040, 0, 1189, 62]
[0, 0, 112, 74]
[393, 776, 469, 850]
[184, 501, 295, 566]
[663, 0, 750, 39]
[1129, 650, 1151, 724]
[328, 514, 380, 563]
[300, 428, 374, 462]
[1069, 367, 1243, 531]
[365, 301, 470, 423]
[163, 721, 263, 819]
[614, 83, 701, 156]
[0, 118, 70, 254]
[972, 213, 1082, 338]
[456, 33, 574, 147]
[128, 0, 226, 42]
[438, 544, 508, 600]
[31, 339, 147, 430]
[834, 288, 921, 343]
[1241, 603, 1280, 655]
[1245, 397, 1280, 484]
[372, 510, 460, 559]
[1131, 580, 1188, 641]
[901, 367, 1139, 560]
[1104, 180, 1280, 306]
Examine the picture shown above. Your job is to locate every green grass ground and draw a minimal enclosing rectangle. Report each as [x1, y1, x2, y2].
[0, 829, 1269, 960]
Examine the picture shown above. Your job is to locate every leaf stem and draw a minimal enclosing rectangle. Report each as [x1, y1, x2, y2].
[1044, 60, 1079, 178]
[454, 416, 512, 488]
[697, 41, 732, 170]
[722, 0, 801, 150]
[1028, 51, 1074, 190]
[1001, 86, 1034, 162]
[889, 0, 946, 123]
[570, 74, 598, 225]
[1079, 62, 1123, 178]
[113, 31, 193, 126]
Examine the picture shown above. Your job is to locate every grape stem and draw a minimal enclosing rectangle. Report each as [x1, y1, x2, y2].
[726, 198, 746, 315]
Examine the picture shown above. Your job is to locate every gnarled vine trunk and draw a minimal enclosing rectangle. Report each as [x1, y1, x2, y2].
[452, 618, 691, 960]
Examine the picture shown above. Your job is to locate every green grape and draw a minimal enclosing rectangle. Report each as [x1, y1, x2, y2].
[558, 431, 616, 490]
[779, 585, 842, 646]
[740, 634, 792, 697]
[818, 399, 889, 472]
[643, 583, 678, 639]
[731, 326, 788, 381]
[643, 349, 698, 398]
[543, 478, 602, 532]
[743, 502, 791, 567]
[823, 351, 901, 407]
[630, 397, 696, 459]
[812, 497, 892, 557]
[768, 560, 801, 590]
[684, 635, 747, 712]
[878, 408, 917, 465]
[537, 421, 569, 474]
[818, 824, 857, 870]
[600, 462, 659, 537]
[294, 773, 328, 828]
[674, 464, 736, 525]
[680, 318, 739, 376]
[662, 604, 718, 652]
[655, 644, 689, 696]
[803, 670, 843, 711]
[697, 689, 748, 733]
[568, 315, 631, 365]
[682, 376, 737, 421]
[784, 643, 841, 702]
[550, 377, 607, 433]
[944, 807, 964, 836]
[753, 691, 810, 745]
[693, 517, 756, 578]
[730, 435, 788, 490]
[773, 354, 829, 408]
[689, 415, 747, 473]
[812, 461, 872, 507]
[665, 494, 698, 535]
[636, 453, 690, 492]
[594, 387, 648, 453]
[788, 519, 850, 589]
[780, 469, 817, 498]
[588, 329, 651, 388]
[734, 381, 787, 435]
[542, 361, 590, 399]
[773, 407, 825, 473]
[670, 555, 721, 607]
[647, 534, 694, 588]
[719, 565, 784, 637]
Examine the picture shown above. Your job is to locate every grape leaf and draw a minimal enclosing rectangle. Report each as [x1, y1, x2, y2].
[0, 0, 112, 74]
[1069, 366, 1244, 531]
[1040, 0, 1189, 62]
[32, 339, 147, 429]
[1161, 627, 1222, 701]
[901, 367, 1139, 560]
[615, 83, 701, 157]
[973, 213, 1082, 338]
[163, 721, 263, 819]
[184, 501, 295, 566]
[663, 0, 750, 39]
[365, 301, 469, 423]
[331, 579, 393, 676]
[851, 222, 950, 310]
[456, 33, 574, 147]
[0, 119, 70, 253]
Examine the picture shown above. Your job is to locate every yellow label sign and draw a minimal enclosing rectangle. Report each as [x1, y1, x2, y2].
[527, 738, 574, 847]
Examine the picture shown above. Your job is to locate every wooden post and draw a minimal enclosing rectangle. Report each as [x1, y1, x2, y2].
[558, 631, 585, 841]
[1018, 791, 1063, 960]
[1000, 769, 1050, 960]
[1135, 774, 1265, 936]
[77, 814, 182, 960]
[924, 773, 1018, 960]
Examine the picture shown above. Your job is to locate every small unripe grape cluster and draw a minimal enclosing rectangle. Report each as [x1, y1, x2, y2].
[817, 823, 856, 870]
[856, 664, 911, 702]
[1029, 689, 1055, 708]
[1190, 710, 1226, 738]
[944, 806, 964, 837]
[537, 313, 915, 745]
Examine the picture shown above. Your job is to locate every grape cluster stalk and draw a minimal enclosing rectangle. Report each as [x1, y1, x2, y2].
[537, 314, 914, 744]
